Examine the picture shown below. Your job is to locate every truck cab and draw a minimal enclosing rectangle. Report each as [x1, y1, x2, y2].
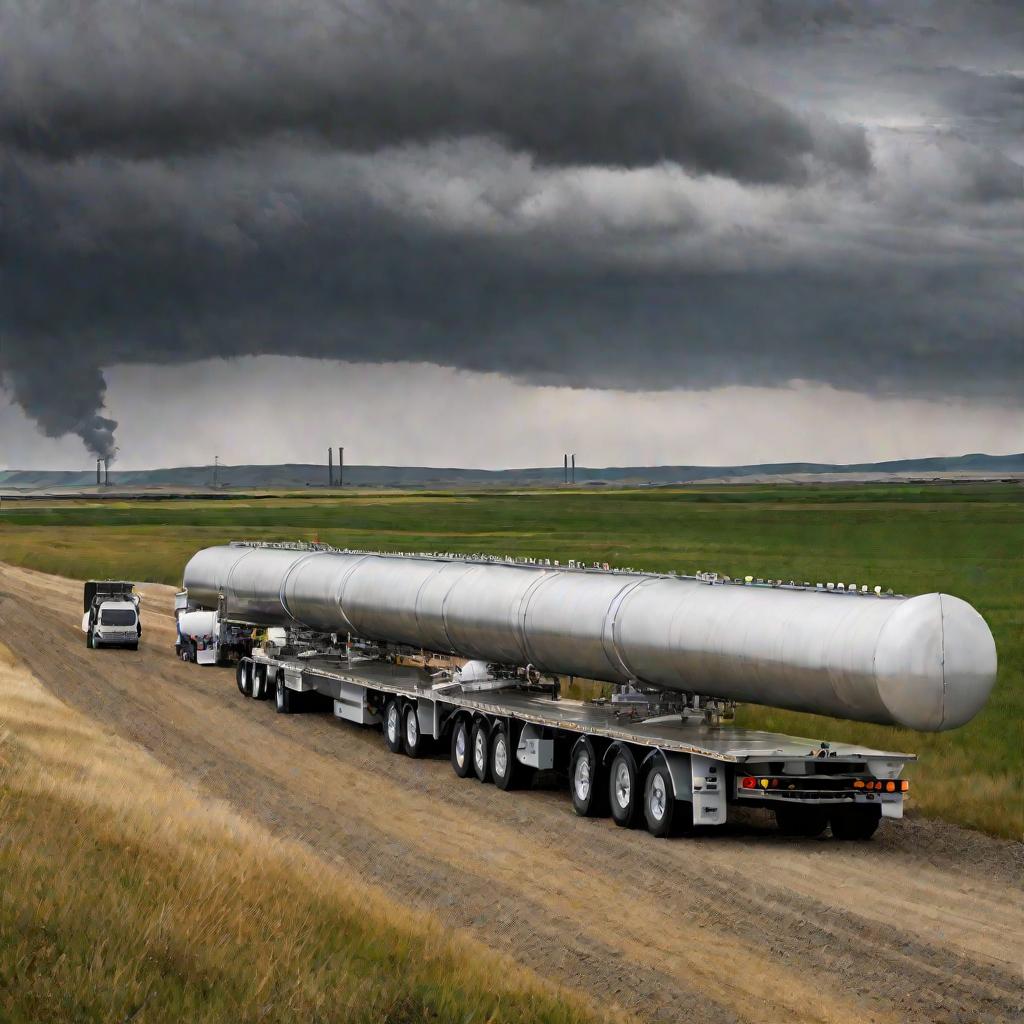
[83, 581, 142, 650]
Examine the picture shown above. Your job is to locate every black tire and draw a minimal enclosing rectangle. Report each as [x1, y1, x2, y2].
[275, 671, 295, 714]
[490, 724, 522, 791]
[450, 716, 473, 778]
[608, 747, 642, 828]
[252, 664, 266, 700]
[471, 719, 491, 783]
[403, 703, 430, 758]
[85, 630, 93, 649]
[775, 803, 829, 838]
[643, 757, 687, 838]
[569, 737, 608, 817]
[127, 642, 139, 651]
[384, 700, 404, 753]
[830, 804, 882, 841]
[236, 659, 251, 696]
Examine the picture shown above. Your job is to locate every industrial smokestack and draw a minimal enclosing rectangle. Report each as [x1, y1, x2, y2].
[339, 446, 344, 488]
[103, 457, 109, 487]
[563, 453, 568, 484]
[96, 459, 101, 487]
[328, 447, 334, 488]
[571, 453, 575, 484]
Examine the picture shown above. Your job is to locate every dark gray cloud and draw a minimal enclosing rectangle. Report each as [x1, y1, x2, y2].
[0, 1, 866, 182]
[1, 1, 1021, 458]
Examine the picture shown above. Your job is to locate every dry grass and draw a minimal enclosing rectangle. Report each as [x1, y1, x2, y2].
[0, 642, 623, 1024]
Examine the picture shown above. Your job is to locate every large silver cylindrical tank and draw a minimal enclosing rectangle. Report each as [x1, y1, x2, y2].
[182, 544, 997, 731]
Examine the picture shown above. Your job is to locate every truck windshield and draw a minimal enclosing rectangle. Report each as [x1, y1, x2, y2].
[100, 609, 136, 626]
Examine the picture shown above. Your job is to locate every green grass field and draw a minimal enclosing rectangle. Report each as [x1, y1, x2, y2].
[1, 483, 1021, 838]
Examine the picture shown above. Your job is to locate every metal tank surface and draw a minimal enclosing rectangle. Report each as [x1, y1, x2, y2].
[182, 543, 997, 732]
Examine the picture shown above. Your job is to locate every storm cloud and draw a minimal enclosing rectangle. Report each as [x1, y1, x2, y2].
[1, 0, 1021, 458]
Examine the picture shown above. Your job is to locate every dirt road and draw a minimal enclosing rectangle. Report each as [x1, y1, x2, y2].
[1, 561, 1021, 1024]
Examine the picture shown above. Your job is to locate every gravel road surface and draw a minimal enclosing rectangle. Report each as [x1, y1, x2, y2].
[1, 562, 1020, 1024]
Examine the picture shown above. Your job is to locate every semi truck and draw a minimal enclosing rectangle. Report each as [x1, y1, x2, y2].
[176, 541, 997, 840]
[82, 580, 142, 650]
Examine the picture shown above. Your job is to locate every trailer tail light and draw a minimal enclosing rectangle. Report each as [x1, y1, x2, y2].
[759, 778, 770, 789]
[741, 777, 756, 789]
[900, 780, 909, 792]
[885, 781, 896, 792]
[853, 779, 865, 789]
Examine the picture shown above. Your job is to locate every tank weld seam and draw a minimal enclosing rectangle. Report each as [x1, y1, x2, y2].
[278, 551, 318, 624]
[223, 546, 256, 611]
[938, 593, 947, 728]
[440, 564, 481, 656]
[516, 571, 558, 670]
[335, 554, 371, 637]
[605, 577, 654, 683]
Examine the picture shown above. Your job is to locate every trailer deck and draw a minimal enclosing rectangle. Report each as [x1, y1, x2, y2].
[262, 653, 916, 767]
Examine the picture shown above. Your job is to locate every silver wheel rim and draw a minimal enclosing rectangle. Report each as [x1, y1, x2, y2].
[574, 755, 591, 801]
[615, 761, 631, 809]
[406, 710, 418, 748]
[474, 731, 486, 772]
[649, 771, 667, 822]
[455, 726, 466, 766]
[388, 706, 399, 743]
[494, 735, 508, 778]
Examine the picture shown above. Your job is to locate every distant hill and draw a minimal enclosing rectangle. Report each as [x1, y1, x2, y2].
[2, 452, 1022, 491]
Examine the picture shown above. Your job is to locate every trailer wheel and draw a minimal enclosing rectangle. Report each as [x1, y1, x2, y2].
[251, 663, 268, 700]
[643, 758, 689, 838]
[85, 630, 93, 649]
[490, 723, 522, 791]
[384, 700, 404, 753]
[775, 803, 829, 838]
[830, 804, 881, 841]
[450, 716, 473, 778]
[609, 747, 641, 828]
[236, 659, 252, 697]
[403, 704, 430, 758]
[569, 737, 608, 817]
[471, 719, 491, 783]
[275, 671, 296, 714]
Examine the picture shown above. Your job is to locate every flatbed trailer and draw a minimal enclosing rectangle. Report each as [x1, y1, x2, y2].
[236, 644, 914, 840]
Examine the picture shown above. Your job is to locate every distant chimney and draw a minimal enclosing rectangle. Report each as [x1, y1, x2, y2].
[339, 446, 344, 489]
[563, 453, 568, 484]
[571, 453, 575, 484]
[328, 447, 334, 487]
[96, 459, 101, 487]
[103, 458, 110, 487]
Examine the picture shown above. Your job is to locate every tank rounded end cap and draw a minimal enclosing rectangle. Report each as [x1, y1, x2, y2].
[875, 593, 997, 732]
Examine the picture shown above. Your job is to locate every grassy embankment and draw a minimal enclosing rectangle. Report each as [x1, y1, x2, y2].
[0, 641, 620, 1024]
[0, 484, 1021, 838]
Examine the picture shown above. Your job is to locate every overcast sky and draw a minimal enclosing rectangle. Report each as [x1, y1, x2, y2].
[2, 1, 1022, 469]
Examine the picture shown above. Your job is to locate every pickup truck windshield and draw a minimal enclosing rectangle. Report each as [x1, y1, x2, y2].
[100, 609, 137, 626]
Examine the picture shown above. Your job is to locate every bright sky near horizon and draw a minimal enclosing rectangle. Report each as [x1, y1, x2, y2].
[3, 359, 1022, 471]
